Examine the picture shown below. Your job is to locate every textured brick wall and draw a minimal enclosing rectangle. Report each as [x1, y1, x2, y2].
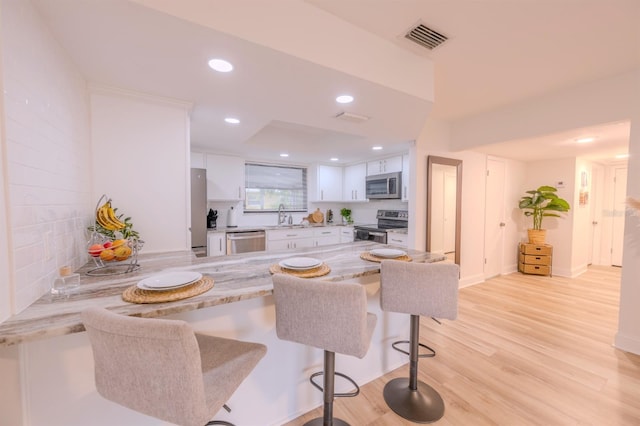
[1, 0, 92, 312]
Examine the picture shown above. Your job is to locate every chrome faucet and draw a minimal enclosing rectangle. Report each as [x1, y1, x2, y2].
[278, 204, 286, 225]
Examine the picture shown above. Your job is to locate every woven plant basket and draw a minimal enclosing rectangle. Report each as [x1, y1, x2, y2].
[527, 229, 547, 245]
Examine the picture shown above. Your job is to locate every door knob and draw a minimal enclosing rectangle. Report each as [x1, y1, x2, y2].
[499, 222, 506, 227]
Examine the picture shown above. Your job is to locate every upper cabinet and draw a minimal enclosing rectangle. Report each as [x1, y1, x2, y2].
[206, 154, 245, 201]
[402, 154, 410, 202]
[366, 155, 403, 176]
[311, 164, 343, 202]
[343, 162, 368, 202]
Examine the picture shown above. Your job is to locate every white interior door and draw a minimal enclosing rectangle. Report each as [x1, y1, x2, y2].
[611, 167, 627, 266]
[484, 158, 506, 278]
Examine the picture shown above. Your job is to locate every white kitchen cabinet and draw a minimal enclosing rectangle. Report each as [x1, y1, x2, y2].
[206, 154, 245, 201]
[340, 226, 354, 243]
[402, 153, 410, 202]
[313, 227, 340, 246]
[266, 226, 341, 250]
[190, 152, 205, 169]
[207, 231, 226, 257]
[366, 156, 403, 176]
[387, 231, 408, 248]
[267, 228, 315, 251]
[315, 165, 343, 202]
[343, 163, 367, 201]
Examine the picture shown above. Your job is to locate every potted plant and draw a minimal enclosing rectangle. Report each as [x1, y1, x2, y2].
[340, 208, 353, 225]
[519, 185, 570, 244]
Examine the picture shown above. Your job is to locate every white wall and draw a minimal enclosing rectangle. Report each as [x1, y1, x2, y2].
[615, 70, 640, 354]
[90, 86, 191, 253]
[571, 159, 595, 275]
[522, 158, 576, 277]
[1, 0, 92, 314]
[0, 1, 12, 323]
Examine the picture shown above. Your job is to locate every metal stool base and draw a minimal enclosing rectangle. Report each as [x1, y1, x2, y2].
[304, 417, 349, 426]
[383, 377, 445, 424]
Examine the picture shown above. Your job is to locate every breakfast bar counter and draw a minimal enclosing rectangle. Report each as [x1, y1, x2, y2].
[0, 241, 445, 426]
[0, 241, 443, 346]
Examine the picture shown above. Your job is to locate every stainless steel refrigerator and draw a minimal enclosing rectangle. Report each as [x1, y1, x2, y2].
[190, 168, 208, 257]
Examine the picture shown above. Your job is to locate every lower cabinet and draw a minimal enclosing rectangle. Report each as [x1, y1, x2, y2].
[266, 227, 341, 251]
[387, 231, 408, 248]
[207, 232, 226, 257]
[340, 226, 354, 243]
[518, 243, 552, 276]
[313, 227, 340, 246]
[267, 228, 314, 251]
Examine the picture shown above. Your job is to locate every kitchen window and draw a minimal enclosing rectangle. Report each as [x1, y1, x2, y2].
[244, 163, 307, 212]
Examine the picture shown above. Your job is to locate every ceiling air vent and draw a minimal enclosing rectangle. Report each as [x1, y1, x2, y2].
[405, 23, 448, 50]
[335, 111, 370, 123]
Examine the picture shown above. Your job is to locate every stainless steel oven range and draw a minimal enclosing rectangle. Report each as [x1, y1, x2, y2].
[354, 210, 408, 244]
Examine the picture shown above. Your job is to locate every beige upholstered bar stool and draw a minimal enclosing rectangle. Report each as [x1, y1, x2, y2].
[82, 307, 267, 426]
[380, 260, 459, 424]
[272, 274, 377, 426]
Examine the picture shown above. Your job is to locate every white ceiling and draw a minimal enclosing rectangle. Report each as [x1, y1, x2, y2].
[32, 0, 640, 165]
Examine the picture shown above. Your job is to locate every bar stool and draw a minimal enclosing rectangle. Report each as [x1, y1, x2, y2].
[272, 274, 377, 426]
[82, 307, 267, 426]
[380, 260, 459, 424]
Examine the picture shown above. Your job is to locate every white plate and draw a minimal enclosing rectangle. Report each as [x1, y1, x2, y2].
[279, 257, 322, 270]
[370, 248, 406, 258]
[137, 271, 202, 290]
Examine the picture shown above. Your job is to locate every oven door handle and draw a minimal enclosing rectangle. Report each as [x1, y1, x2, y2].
[368, 231, 387, 237]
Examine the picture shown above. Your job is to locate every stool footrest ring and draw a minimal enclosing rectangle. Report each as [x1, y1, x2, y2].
[391, 340, 436, 358]
[309, 371, 360, 398]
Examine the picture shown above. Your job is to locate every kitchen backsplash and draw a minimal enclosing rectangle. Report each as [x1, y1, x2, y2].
[207, 199, 407, 228]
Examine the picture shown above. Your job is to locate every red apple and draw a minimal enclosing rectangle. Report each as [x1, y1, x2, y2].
[103, 241, 113, 249]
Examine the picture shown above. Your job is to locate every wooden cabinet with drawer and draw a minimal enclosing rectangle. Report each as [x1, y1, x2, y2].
[518, 243, 553, 276]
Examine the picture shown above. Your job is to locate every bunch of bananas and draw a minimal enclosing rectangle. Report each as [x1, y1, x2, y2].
[96, 200, 126, 231]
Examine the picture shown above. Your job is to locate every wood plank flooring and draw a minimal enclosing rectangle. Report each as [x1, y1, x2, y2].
[284, 266, 640, 425]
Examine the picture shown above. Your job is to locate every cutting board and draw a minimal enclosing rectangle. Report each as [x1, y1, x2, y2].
[308, 208, 324, 223]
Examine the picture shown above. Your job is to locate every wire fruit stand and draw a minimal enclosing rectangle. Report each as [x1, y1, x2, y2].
[86, 195, 144, 276]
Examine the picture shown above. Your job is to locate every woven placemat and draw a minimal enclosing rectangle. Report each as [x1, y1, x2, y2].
[269, 263, 331, 278]
[122, 276, 214, 304]
[360, 251, 412, 263]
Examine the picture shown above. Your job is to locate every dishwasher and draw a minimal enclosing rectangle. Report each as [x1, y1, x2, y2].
[226, 230, 266, 254]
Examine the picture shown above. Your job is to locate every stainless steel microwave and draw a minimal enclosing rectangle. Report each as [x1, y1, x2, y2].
[365, 172, 402, 199]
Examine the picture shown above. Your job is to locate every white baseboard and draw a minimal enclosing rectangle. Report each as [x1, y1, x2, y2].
[614, 331, 640, 356]
[459, 273, 485, 288]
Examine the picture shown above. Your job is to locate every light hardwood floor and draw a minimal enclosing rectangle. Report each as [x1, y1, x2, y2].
[284, 266, 640, 425]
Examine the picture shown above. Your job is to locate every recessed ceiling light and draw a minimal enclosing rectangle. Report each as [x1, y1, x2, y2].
[372, 146, 383, 151]
[576, 137, 595, 143]
[330, 157, 339, 161]
[336, 95, 354, 104]
[224, 117, 240, 124]
[280, 153, 289, 158]
[615, 154, 629, 159]
[208, 58, 233, 72]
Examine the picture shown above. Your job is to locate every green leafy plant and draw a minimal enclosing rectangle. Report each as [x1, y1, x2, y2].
[340, 208, 353, 224]
[518, 185, 571, 230]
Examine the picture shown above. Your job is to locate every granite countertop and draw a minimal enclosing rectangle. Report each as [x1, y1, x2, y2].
[0, 241, 444, 346]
